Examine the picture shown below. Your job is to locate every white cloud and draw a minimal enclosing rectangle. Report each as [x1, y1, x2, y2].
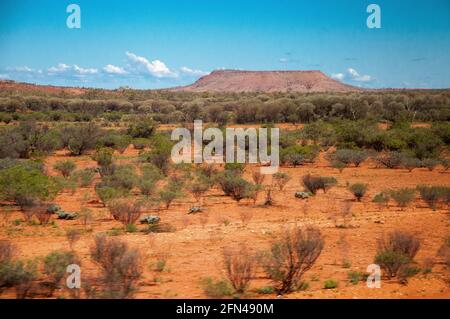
[73, 65, 98, 74]
[13, 66, 35, 72]
[331, 68, 373, 83]
[179, 66, 208, 76]
[279, 58, 289, 63]
[3, 52, 209, 87]
[354, 74, 372, 82]
[347, 67, 372, 82]
[0, 74, 9, 79]
[47, 63, 98, 75]
[48, 63, 71, 73]
[331, 73, 345, 81]
[125, 51, 177, 78]
[347, 68, 359, 78]
[103, 64, 127, 75]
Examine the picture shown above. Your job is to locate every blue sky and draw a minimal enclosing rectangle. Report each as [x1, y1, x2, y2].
[1, 0, 450, 89]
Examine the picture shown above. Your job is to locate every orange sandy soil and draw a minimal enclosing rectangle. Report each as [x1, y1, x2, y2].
[0, 147, 449, 299]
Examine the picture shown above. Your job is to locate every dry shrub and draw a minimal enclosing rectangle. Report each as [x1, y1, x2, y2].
[0, 240, 15, 264]
[252, 171, 265, 185]
[264, 186, 274, 206]
[90, 234, 143, 298]
[36, 211, 53, 225]
[375, 230, 420, 280]
[375, 151, 403, 169]
[437, 236, 450, 267]
[302, 174, 337, 195]
[223, 245, 256, 294]
[108, 199, 142, 226]
[79, 207, 93, 227]
[239, 210, 253, 227]
[260, 226, 324, 294]
[338, 201, 353, 227]
[389, 188, 416, 208]
[66, 229, 81, 250]
[337, 233, 350, 266]
[20, 200, 36, 222]
[24, 202, 53, 225]
[348, 183, 368, 201]
[273, 172, 291, 191]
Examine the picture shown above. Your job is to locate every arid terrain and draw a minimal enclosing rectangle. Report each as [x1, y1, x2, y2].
[171, 70, 360, 93]
[1, 129, 449, 299]
[0, 79, 449, 300]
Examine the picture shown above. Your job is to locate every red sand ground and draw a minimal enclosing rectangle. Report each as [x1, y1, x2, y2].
[1, 146, 449, 299]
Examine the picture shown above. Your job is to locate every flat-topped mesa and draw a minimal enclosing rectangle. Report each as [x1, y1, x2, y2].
[171, 69, 360, 93]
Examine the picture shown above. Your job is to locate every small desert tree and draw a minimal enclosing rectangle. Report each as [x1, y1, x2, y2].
[302, 174, 337, 195]
[53, 160, 76, 178]
[159, 178, 184, 209]
[108, 199, 142, 228]
[389, 188, 415, 208]
[273, 172, 291, 191]
[137, 163, 163, 196]
[43, 251, 79, 294]
[348, 183, 368, 202]
[90, 234, 143, 298]
[375, 230, 420, 283]
[223, 245, 256, 294]
[417, 185, 447, 210]
[252, 171, 265, 185]
[188, 175, 212, 204]
[260, 227, 324, 294]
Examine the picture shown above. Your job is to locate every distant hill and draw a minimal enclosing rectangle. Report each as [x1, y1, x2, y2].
[0, 79, 87, 95]
[169, 69, 360, 93]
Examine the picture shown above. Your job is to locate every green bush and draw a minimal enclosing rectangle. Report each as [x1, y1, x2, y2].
[158, 179, 184, 209]
[302, 174, 337, 195]
[90, 234, 143, 298]
[372, 192, 390, 208]
[200, 277, 233, 299]
[389, 188, 415, 207]
[108, 198, 142, 226]
[0, 259, 37, 298]
[280, 145, 319, 166]
[0, 121, 61, 159]
[323, 279, 338, 289]
[102, 165, 137, 191]
[95, 185, 125, 206]
[97, 132, 131, 153]
[375, 151, 403, 169]
[421, 158, 440, 171]
[92, 147, 114, 168]
[401, 156, 422, 172]
[273, 172, 291, 191]
[127, 116, 157, 138]
[256, 286, 274, 295]
[347, 271, 367, 285]
[139, 135, 172, 175]
[43, 251, 79, 289]
[331, 149, 368, 167]
[417, 185, 449, 210]
[349, 183, 368, 201]
[224, 162, 245, 175]
[73, 168, 96, 187]
[53, 160, 76, 178]
[217, 171, 253, 202]
[0, 164, 58, 209]
[375, 230, 420, 280]
[66, 123, 101, 156]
